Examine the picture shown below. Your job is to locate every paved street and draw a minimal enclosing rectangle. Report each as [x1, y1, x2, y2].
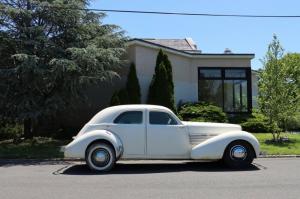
[0, 158, 299, 199]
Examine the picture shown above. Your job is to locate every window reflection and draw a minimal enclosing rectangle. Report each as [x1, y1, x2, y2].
[198, 80, 223, 108]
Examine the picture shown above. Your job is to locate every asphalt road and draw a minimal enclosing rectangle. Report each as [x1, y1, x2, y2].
[0, 158, 299, 199]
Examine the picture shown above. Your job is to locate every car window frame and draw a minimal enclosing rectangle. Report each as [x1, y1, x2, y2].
[113, 110, 144, 124]
[148, 110, 180, 125]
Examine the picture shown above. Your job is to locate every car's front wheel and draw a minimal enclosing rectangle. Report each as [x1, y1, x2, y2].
[85, 142, 116, 172]
[223, 140, 255, 169]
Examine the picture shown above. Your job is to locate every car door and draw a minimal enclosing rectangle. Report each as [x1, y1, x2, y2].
[108, 110, 146, 156]
[146, 110, 190, 158]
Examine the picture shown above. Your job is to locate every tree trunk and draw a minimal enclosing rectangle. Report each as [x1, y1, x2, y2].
[24, 118, 33, 139]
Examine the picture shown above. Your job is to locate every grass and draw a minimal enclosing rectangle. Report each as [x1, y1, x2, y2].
[0, 137, 69, 159]
[253, 133, 300, 155]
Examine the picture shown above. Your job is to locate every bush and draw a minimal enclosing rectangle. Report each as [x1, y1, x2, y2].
[241, 119, 270, 133]
[0, 123, 23, 141]
[240, 111, 277, 133]
[282, 113, 300, 131]
[179, 102, 228, 123]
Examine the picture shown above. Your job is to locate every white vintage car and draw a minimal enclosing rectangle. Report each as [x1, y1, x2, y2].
[64, 105, 260, 171]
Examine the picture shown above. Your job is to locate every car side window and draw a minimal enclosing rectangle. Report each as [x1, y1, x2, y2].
[114, 111, 143, 124]
[149, 111, 178, 125]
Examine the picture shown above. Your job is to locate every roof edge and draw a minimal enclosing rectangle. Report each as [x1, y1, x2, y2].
[128, 38, 255, 59]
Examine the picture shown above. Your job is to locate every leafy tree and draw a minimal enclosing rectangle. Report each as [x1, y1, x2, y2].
[0, 0, 126, 138]
[126, 63, 141, 104]
[259, 35, 299, 141]
[147, 50, 176, 112]
[280, 53, 300, 131]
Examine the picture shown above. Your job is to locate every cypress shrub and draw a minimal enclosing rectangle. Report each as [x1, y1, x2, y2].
[126, 63, 141, 104]
[147, 50, 176, 112]
[109, 62, 141, 106]
[110, 91, 121, 106]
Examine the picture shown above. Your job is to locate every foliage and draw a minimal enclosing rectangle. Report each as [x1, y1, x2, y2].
[179, 102, 228, 123]
[0, 122, 23, 141]
[109, 62, 141, 106]
[125, 63, 141, 104]
[0, 0, 127, 138]
[110, 91, 121, 106]
[0, 137, 68, 159]
[258, 35, 299, 141]
[283, 112, 300, 131]
[241, 119, 270, 133]
[147, 50, 176, 112]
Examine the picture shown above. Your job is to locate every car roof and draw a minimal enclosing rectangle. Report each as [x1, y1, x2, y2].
[108, 104, 171, 111]
[88, 104, 174, 124]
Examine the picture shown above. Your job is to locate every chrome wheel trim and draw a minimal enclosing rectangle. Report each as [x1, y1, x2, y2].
[230, 145, 247, 160]
[91, 148, 111, 167]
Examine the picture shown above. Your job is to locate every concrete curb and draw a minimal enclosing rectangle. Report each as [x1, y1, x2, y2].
[259, 155, 300, 158]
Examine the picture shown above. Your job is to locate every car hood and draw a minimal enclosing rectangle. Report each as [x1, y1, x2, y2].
[182, 121, 242, 135]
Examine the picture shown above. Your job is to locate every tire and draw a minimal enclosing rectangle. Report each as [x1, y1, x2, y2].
[85, 143, 116, 172]
[223, 140, 255, 169]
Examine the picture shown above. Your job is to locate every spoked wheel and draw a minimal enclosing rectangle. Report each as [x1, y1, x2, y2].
[223, 140, 255, 169]
[85, 143, 116, 172]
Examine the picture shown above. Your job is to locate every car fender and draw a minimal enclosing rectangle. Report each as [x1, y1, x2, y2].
[64, 130, 123, 159]
[190, 131, 260, 160]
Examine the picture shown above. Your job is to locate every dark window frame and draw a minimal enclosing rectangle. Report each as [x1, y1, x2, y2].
[113, 111, 143, 124]
[149, 111, 178, 125]
[198, 67, 252, 114]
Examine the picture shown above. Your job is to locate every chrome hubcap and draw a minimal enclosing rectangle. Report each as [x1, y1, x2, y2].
[91, 149, 110, 167]
[230, 145, 247, 160]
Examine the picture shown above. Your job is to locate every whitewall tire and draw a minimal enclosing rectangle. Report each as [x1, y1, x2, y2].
[85, 143, 116, 172]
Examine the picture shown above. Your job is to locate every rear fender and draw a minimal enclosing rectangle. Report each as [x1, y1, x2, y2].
[64, 130, 123, 159]
[191, 131, 260, 160]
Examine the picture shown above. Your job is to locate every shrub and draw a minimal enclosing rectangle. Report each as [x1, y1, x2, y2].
[147, 50, 176, 112]
[126, 63, 141, 104]
[240, 111, 278, 133]
[241, 119, 270, 133]
[179, 102, 228, 123]
[283, 112, 300, 131]
[0, 123, 23, 141]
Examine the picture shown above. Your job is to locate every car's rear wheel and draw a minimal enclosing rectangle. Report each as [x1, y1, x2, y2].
[223, 140, 255, 169]
[85, 143, 116, 172]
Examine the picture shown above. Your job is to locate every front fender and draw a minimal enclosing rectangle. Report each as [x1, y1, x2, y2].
[64, 130, 123, 159]
[191, 131, 260, 160]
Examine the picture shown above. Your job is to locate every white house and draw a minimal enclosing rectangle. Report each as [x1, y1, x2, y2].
[127, 38, 257, 113]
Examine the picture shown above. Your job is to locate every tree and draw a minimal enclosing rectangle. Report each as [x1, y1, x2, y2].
[109, 62, 141, 105]
[147, 50, 176, 112]
[110, 91, 121, 106]
[126, 63, 141, 104]
[280, 53, 300, 131]
[0, 0, 126, 138]
[258, 35, 299, 141]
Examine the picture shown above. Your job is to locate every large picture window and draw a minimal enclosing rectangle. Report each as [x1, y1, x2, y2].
[198, 67, 252, 113]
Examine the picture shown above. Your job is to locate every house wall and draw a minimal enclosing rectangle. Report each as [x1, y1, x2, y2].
[129, 44, 253, 106]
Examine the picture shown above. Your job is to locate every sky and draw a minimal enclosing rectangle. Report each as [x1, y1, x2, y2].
[90, 0, 300, 70]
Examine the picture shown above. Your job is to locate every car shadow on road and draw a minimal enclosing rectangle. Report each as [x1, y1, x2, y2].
[58, 161, 261, 175]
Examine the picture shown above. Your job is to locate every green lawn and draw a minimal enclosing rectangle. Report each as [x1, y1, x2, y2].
[253, 133, 300, 155]
[0, 137, 68, 159]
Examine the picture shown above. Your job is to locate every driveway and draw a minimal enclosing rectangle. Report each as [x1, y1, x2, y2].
[0, 158, 299, 199]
